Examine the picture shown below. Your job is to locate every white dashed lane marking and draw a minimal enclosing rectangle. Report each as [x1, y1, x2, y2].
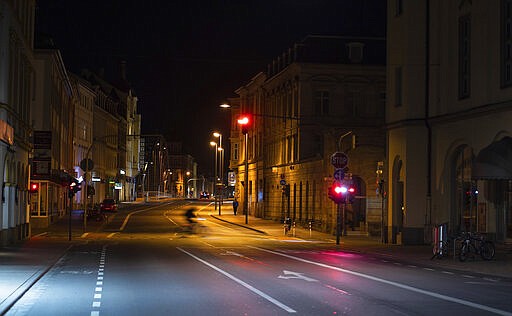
[91, 245, 107, 316]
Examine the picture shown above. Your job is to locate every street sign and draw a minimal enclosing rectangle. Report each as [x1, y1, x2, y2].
[333, 168, 345, 181]
[280, 179, 287, 186]
[80, 158, 94, 171]
[331, 152, 348, 169]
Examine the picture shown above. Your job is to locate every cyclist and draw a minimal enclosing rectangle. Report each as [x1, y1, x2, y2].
[185, 208, 197, 231]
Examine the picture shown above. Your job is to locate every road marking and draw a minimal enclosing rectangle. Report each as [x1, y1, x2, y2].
[323, 284, 351, 295]
[81, 233, 90, 238]
[278, 270, 318, 282]
[107, 232, 117, 238]
[177, 247, 296, 313]
[251, 246, 512, 316]
[91, 245, 107, 316]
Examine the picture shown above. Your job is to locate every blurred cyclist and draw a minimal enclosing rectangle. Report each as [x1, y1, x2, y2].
[184, 207, 197, 232]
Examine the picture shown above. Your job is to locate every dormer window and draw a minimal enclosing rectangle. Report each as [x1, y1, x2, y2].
[347, 42, 364, 63]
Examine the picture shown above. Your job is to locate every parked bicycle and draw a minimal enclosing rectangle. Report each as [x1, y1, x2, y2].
[459, 231, 495, 262]
[432, 233, 464, 259]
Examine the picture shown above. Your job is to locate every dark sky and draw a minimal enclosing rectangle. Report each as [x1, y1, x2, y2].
[35, 0, 386, 175]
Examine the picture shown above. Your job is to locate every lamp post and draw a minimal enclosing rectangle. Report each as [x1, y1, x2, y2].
[213, 132, 224, 216]
[210, 141, 218, 210]
[185, 171, 191, 198]
[237, 116, 250, 224]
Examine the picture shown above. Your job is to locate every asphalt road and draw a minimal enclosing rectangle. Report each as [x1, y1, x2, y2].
[6, 200, 512, 315]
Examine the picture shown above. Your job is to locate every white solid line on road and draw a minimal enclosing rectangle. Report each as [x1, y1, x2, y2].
[177, 247, 296, 313]
[251, 246, 512, 316]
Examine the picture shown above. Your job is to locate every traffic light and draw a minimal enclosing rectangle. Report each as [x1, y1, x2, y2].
[237, 115, 251, 135]
[328, 182, 345, 204]
[68, 180, 81, 198]
[29, 182, 39, 193]
[347, 185, 356, 204]
[328, 182, 356, 204]
[282, 184, 290, 197]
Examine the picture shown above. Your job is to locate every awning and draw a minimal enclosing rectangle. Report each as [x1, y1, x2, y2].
[472, 137, 512, 180]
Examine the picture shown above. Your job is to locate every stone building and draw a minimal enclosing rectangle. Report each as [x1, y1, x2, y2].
[386, 0, 512, 244]
[230, 35, 386, 235]
[0, 0, 35, 244]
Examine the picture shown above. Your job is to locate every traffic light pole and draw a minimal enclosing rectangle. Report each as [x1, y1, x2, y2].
[243, 133, 249, 224]
[336, 203, 343, 245]
[68, 189, 73, 241]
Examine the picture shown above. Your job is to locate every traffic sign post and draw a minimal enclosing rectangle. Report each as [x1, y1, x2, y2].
[333, 168, 345, 181]
[331, 151, 350, 245]
[331, 152, 348, 169]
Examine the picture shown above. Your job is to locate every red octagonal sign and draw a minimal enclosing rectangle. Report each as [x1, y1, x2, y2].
[331, 152, 348, 169]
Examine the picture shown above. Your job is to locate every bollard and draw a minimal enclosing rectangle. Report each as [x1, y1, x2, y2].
[292, 221, 296, 237]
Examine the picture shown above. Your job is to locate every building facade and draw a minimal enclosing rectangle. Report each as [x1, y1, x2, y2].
[70, 73, 94, 208]
[0, 0, 35, 244]
[230, 35, 386, 235]
[386, 0, 512, 244]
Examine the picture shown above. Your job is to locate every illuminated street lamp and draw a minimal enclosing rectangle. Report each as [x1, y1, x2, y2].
[213, 132, 224, 215]
[210, 141, 218, 210]
[237, 115, 251, 224]
[186, 171, 191, 198]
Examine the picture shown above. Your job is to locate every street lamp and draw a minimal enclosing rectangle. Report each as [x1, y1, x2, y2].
[237, 115, 251, 224]
[213, 132, 224, 216]
[210, 141, 218, 210]
[185, 171, 191, 198]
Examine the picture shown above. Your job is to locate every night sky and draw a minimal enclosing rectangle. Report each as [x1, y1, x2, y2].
[34, 0, 386, 175]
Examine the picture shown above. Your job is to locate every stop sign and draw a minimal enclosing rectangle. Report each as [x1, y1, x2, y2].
[331, 152, 348, 169]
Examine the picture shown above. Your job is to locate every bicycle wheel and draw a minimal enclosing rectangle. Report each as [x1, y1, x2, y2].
[459, 243, 469, 262]
[480, 241, 495, 260]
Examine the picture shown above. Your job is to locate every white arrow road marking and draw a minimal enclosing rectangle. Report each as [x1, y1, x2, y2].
[251, 246, 512, 316]
[278, 270, 318, 282]
[177, 247, 296, 313]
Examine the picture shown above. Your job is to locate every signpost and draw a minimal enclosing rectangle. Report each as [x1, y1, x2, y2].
[331, 151, 349, 245]
[331, 152, 348, 169]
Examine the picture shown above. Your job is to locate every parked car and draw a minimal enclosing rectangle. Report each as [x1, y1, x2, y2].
[200, 192, 210, 199]
[100, 198, 117, 212]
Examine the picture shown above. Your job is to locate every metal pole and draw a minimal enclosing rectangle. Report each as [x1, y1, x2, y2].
[244, 133, 249, 224]
[68, 192, 73, 241]
[343, 199, 347, 236]
[83, 144, 93, 233]
[214, 143, 218, 210]
[381, 194, 385, 243]
[336, 203, 342, 245]
[219, 146, 223, 216]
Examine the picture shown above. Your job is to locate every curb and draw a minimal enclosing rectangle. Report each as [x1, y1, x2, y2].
[210, 215, 269, 235]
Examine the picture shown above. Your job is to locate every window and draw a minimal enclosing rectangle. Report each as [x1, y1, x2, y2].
[459, 15, 471, 99]
[502, 0, 512, 87]
[395, 0, 403, 16]
[314, 91, 329, 115]
[395, 67, 402, 106]
[233, 143, 239, 160]
[347, 42, 364, 63]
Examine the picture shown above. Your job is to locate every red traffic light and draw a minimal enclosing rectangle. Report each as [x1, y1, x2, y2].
[237, 115, 251, 134]
[29, 182, 39, 193]
[328, 182, 356, 204]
